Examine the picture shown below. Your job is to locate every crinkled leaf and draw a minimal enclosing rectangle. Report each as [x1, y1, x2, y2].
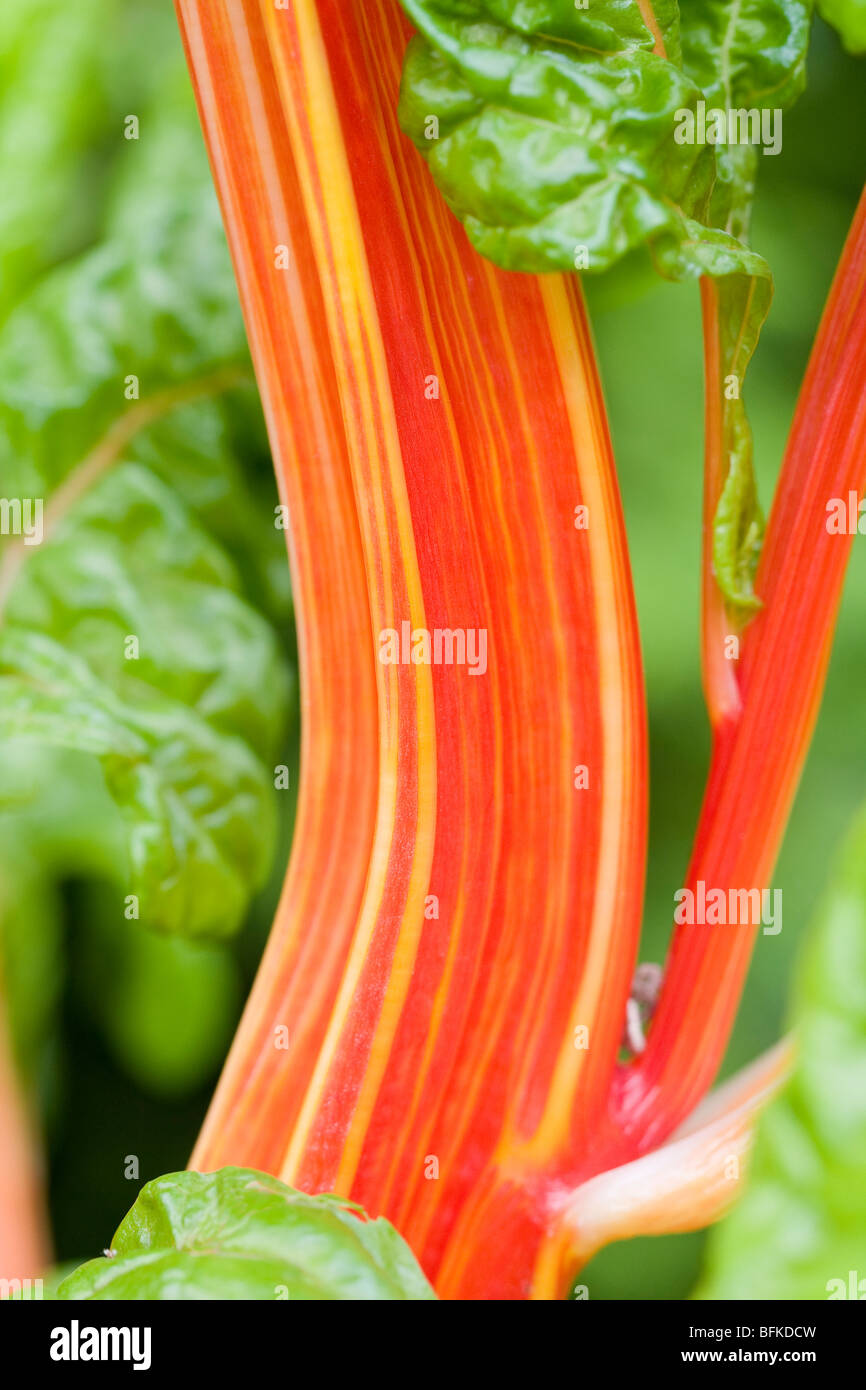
[681, 0, 812, 109]
[397, 0, 809, 276]
[818, 0, 866, 52]
[0, 61, 291, 939]
[7, 464, 287, 758]
[697, 803, 866, 1298]
[0, 630, 274, 941]
[0, 240, 245, 494]
[57, 1168, 437, 1301]
[397, 1, 817, 608]
[398, 3, 720, 276]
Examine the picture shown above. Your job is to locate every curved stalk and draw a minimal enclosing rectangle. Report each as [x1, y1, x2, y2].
[179, 0, 647, 1299]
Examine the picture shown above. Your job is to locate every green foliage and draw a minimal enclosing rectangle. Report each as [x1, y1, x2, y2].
[698, 803, 866, 1298]
[0, 5, 293, 1110]
[0, 33, 290, 944]
[399, 1, 722, 275]
[0, 0, 115, 318]
[57, 1169, 437, 1301]
[398, 0, 811, 272]
[680, 0, 813, 237]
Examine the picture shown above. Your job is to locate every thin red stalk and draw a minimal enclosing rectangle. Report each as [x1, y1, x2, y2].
[617, 189, 866, 1149]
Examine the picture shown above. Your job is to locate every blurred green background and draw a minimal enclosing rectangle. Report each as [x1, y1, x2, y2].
[0, 4, 863, 1296]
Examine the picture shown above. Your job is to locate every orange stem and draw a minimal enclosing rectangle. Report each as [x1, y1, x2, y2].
[179, 0, 647, 1299]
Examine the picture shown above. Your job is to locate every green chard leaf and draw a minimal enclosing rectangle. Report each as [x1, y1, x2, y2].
[0, 628, 276, 941]
[818, 0, 866, 51]
[397, 1, 814, 610]
[398, 1, 720, 276]
[697, 803, 866, 1298]
[57, 1168, 437, 1301]
[0, 60, 291, 940]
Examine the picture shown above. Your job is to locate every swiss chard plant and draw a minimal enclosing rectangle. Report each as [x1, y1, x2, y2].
[1, 0, 865, 1301]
